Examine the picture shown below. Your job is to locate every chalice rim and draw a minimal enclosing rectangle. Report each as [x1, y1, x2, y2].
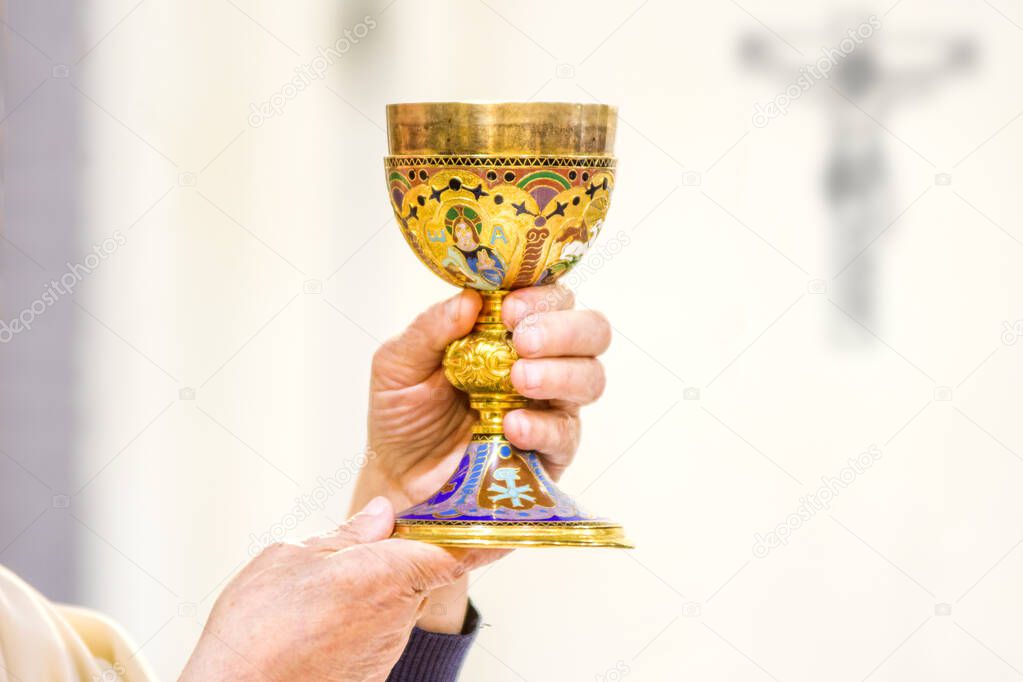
[386, 101, 617, 156]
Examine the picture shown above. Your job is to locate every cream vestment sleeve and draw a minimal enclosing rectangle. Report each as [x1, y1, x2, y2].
[0, 565, 156, 682]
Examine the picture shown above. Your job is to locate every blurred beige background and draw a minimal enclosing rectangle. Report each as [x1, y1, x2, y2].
[2, 0, 1022, 680]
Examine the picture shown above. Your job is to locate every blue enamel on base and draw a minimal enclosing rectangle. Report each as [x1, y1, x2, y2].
[396, 435, 604, 524]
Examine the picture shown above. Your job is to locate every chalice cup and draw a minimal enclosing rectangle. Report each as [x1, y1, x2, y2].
[385, 102, 630, 548]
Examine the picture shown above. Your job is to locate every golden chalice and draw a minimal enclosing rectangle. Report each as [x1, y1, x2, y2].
[384, 102, 630, 548]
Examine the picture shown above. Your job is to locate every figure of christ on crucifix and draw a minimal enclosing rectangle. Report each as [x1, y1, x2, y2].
[741, 12, 973, 340]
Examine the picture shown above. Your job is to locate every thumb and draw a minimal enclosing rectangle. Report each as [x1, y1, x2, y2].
[372, 290, 481, 388]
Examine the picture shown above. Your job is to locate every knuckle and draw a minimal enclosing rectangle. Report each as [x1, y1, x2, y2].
[590, 310, 612, 350]
[533, 412, 554, 446]
[557, 412, 578, 450]
[257, 540, 302, 563]
[395, 558, 448, 596]
[330, 525, 362, 547]
[554, 285, 575, 310]
[589, 361, 607, 401]
[370, 346, 386, 374]
[259, 541, 288, 558]
[370, 341, 396, 375]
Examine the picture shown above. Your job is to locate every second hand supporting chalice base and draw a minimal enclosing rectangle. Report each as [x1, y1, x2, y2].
[385, 102, 631, 549]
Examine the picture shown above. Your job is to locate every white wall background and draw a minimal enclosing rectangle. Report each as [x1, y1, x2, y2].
[4, 0, 1022, 679]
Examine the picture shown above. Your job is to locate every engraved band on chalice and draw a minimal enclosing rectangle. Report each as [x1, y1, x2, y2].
[384, 102, 631, 549]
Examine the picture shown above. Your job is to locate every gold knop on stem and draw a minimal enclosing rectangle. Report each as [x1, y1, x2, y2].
[443, 291, 527, 434]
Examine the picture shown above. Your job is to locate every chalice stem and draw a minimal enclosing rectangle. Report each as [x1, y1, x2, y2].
[461, 291, 528, 437]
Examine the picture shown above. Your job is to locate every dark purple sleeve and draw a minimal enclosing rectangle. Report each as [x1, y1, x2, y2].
[386, 602, 480, 682]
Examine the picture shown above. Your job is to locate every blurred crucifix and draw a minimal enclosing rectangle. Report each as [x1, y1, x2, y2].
[741, 12, 973, 340]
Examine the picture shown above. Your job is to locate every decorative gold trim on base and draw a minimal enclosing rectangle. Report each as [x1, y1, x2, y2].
[393, 521, 633, 549]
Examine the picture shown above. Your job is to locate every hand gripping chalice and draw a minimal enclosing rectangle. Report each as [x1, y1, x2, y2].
[385, 102, 630, 548]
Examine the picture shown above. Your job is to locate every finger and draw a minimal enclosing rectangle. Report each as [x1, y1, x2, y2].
[308, 496, 395, 550]
[504, 408, 580, 475]
[511, 309, 612, 359]
[510, 358, 606, 404]
[502, 285, 574, 329]
[371, 539, 482, 594]
[373, 290, 482, 388]
[457, 547, 512, 571]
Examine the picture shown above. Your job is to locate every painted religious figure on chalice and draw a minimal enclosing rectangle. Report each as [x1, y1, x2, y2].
[442, 205, 506, 289]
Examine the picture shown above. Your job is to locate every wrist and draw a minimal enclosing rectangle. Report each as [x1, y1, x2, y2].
[416, 576, 470, 634]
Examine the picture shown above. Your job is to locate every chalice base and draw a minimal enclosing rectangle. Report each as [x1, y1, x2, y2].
[394, 433, 632, 549]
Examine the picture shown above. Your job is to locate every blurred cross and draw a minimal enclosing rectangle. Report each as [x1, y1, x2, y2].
[741, 11, 973, 340]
